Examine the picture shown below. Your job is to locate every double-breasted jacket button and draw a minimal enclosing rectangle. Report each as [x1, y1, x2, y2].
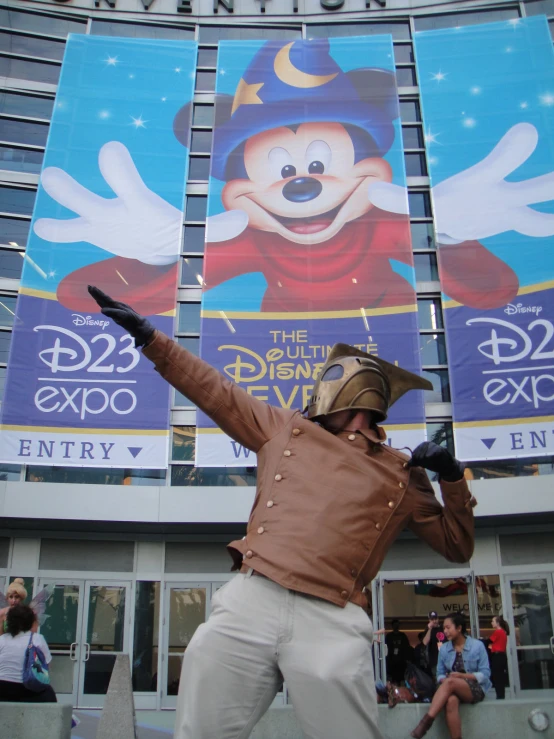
[351, 569, 357, 578]
[275, 474, 282, 481]
[257, 526, 265, 534]
[388, 501, 395, 509]
[341, 590, 348, 599]
[292, 428, 301, 436]
[399, 481, 405, 489]
[283, 450, 291, 457]
[402, 462, 409, 469]
[348, 434, 356, 441]
[375, 522, 382, 531]
[266, 500, 274, 508]
[245, 550, 253, 558]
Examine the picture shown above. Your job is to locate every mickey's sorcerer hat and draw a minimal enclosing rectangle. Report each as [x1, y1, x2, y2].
[204, 40, 400, 181]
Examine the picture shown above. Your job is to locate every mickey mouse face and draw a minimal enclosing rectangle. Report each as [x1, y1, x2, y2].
[222, 122, 392, 245]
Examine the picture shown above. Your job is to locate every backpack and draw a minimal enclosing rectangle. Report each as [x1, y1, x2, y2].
[23, 633, 50, 692]
[404, 662, 436, 699]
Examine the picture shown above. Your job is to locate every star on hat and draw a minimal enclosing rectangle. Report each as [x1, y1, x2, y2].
[231, 78, 264, 115]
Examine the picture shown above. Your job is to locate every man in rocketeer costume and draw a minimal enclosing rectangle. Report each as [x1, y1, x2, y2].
[89, 285, 476, 739]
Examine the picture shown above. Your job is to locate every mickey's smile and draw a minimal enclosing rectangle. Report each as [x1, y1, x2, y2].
[267, 202, 345, 235]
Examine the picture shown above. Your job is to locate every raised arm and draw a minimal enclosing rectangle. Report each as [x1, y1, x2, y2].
[88, 286, 291, 452]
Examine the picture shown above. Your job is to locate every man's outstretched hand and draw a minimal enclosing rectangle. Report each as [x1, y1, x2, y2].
[87, 286, 155, 348]
[407, 441, 465, 483]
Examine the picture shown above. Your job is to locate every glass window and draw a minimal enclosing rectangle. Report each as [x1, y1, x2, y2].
[414, 253, 439, 282]
[419, 333, 448, 365]
[410, 222, 435, 250]
[182, 225, 205, 254]
[402, 126, 423, 149]
[426, 421, 454, 456]
[0, 145, 43, 174]
[132, 582, 160, 693]
[396, 67, 416, 87]
[307, 22, 410, 40]
[177, 337, 200, 355]
[467, 456, 554, 479]
[0, 248, 23, 278]
[192, 104, 214, 128]
[0, 462, 20, 481]
[0, 9, 86, 37]
[474, 575, 503, 637]
[394, 44, 414, 64]
[181, 256, 204, 286]
[174, 388, 192, 407]
[195, 71, 216, 92]
[185, 196, 207, 222]
[171, 465, 257, 486]
[0, 186, 35, 215]
[90, 20, 193, 38]
[414, 7, 520, 32]
[172, 426, 195, 461]
[190, 130, 212, 154]
[0, 330, 12, 362]
[0, 91, 53, 119]
[199, 25, 301, 42]
[0, 31, 65, 61]
[0, 296, 16, 326]
[0, 118, 48, 147]
[166, 586, 206, 696]
[197, 47, 217, 68]
[188, 157, 210, 181]
[405, 153, 427, 177]
[400, 100, 421, 123]
[0, 55, 60, 85]
[25, 466, 164, 484]
[421, 368, 451, 403]
[408, 192, 431, 218]
[0, 364, 4, 396]
[417, 298, 444, 330]
[178, 302, 201, 333]
[525, 0, 554, 15]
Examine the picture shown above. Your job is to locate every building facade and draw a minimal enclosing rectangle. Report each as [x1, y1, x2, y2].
[0, 0, 553, 714]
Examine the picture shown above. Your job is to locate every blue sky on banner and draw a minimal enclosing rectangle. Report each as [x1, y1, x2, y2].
[23, 35, 196, 294]
[414, 16, 554, 292]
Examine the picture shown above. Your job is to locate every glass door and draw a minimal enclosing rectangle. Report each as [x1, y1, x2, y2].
[38, 579, 84, 706]
[161, 582, 210, 708]
[77, 580, 131, 708]
[504, 574, 554, 697]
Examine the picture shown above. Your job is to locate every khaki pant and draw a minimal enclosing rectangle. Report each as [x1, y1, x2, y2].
[173, 571, 382, 739]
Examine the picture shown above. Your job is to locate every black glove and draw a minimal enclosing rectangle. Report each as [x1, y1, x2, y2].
[407, 441, 464, 483]
[87, 286, 155, 348]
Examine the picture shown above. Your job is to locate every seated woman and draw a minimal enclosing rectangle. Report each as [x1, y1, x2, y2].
[410, 612, 491, 739]
[0, 604, 57, 703]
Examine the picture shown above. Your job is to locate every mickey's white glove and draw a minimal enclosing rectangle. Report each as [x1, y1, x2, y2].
[368, 181, 409, 215]
[205, 209, 249, 243]
[432, 123, 554, 244]
[34, 141, 182, 266]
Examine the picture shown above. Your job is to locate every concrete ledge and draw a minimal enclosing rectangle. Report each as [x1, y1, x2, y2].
[0, 702, 73, 739]
[250, 700, 554, 739]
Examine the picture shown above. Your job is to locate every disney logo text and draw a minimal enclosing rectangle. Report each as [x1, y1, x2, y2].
[504, 303, 542, 317]
[72, 314, 110, 331]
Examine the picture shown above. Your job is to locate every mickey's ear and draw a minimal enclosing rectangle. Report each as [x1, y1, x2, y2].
[214, 93, 235, 130]
[345, 68, 399, 118]
[173, 102, 192, 147]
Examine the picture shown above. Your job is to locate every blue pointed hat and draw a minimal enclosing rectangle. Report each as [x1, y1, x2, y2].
[209, 39, 399, 182]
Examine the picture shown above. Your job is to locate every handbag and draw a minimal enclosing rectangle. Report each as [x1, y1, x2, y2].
[404, 662, 436, 699]
[22, 633, 50, 692]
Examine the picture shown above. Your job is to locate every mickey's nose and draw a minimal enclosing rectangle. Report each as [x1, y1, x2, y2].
[282, 177, 322, 203]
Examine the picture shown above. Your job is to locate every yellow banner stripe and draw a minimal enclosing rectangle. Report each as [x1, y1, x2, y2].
[201, 304, 417, 320]
[454, 416, 554, 429]
[443, 279, 554, 309]
[1, 425, 168, 436]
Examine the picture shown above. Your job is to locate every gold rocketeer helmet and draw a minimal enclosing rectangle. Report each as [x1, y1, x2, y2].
[308, 343, 433, 423]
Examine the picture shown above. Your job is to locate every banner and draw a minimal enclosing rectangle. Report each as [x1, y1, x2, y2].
[0, 35, 196, 468]
[415, 17, 554, 461]
[197, 37, 428, 466]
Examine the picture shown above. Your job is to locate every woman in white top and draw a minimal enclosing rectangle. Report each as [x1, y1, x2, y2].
[0, 603, 56, 702]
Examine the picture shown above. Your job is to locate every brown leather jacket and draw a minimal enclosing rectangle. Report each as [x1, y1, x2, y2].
[144, 332, 475, 609]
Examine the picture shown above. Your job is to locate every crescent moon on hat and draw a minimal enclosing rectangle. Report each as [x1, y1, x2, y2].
[274, 42, 338, 89]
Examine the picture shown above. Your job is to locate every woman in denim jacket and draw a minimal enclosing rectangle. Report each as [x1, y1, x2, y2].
[411, 612, 491, 739]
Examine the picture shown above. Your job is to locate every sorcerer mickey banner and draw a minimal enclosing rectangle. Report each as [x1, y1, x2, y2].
[196, 36, 428, 466]
[0, 35, 196, 468]
[414, 16, 554, 461]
